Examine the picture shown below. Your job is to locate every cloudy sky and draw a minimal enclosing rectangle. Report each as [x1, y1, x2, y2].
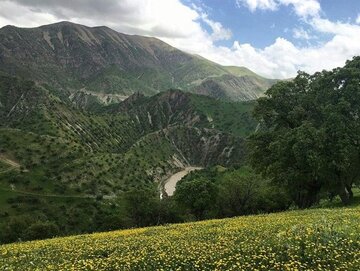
[0, 0, 359, 78]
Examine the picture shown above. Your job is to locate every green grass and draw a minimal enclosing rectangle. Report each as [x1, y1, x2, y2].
[224, 65, 260, 77]
[86, 65, 171, 95]
[1, 204, 359, 270]
[315, 187, 360, 209]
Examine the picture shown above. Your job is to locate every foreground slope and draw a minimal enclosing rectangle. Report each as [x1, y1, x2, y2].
[1, 206, 359, 270]
[0, 21, 275, 101]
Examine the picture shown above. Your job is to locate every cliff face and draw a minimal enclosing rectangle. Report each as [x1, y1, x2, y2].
[0, 21, 275, 101]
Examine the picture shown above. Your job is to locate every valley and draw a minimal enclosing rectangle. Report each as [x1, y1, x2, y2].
[0, 14, 359, 271]
[0, 71, 257, 243]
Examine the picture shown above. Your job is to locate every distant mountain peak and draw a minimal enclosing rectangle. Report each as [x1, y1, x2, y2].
[0, 21, 276, 101]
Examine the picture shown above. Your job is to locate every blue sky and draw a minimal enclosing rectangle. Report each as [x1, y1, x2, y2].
[192, 0, 360, 48]
[0, 0, 359, 78]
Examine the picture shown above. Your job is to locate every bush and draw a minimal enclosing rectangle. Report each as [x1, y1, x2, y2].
[217, 168, 291, 216]
[124, 188, 160, 227]
[0, 215, 34, 243]
[175, 177, 218, 220]
[23, 221, 59, 241]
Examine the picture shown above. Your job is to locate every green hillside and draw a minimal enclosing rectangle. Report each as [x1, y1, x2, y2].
[0, 75, 256, 243]
[0, 75, 256, 181]
[1, 204, 359, 270]
[190, 94, 256, 137]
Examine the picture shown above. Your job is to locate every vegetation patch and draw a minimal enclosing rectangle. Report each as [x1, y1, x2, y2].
[1, 206, 359, 270]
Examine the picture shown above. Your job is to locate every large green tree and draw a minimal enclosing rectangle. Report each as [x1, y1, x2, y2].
[174, 177, 218, 220]
[249, 57, 360, 207]
[216, 167, 290, 216]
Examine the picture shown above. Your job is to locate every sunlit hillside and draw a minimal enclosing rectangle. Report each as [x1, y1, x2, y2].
[1, 205, 359, 270]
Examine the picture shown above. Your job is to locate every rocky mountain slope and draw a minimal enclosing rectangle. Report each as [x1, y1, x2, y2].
[0, 75, 256, 197]
[0, 74, 257, 241]
[0, 21, 275, 101]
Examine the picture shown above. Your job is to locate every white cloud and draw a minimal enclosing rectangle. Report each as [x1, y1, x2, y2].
[237, 0, 320, 18]
[201, 14, 232, 41]
[214, 19, 360, 78]
[0, 0, 359, 80]
[357, 14, 360, 24]
[236, 0, 278, 12]
[0, 0, 204, 39]
[292, 27, 314, 40]
[311, 17, 360, 36]
[0, 1, 57, 27]
[281, 0, 320, 18]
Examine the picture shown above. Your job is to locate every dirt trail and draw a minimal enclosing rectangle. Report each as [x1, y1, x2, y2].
[164, 167, 202, 197]
[0, 155, 21, 168]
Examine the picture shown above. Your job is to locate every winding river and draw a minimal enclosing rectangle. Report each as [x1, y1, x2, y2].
[163, 167, 202, 197]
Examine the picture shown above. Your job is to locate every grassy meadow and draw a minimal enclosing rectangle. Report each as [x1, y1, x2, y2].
[1, 205, 359, 270]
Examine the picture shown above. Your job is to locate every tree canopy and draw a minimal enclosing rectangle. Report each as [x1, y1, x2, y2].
[249, 56, 360, 207]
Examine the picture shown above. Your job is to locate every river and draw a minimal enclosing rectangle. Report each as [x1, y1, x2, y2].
[163, 167, 202, 197]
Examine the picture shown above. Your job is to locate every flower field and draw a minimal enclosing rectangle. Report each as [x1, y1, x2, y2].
[1, 206, 360, 270]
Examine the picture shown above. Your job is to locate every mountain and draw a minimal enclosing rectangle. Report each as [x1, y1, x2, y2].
[0, 74, 257, 241]
[0, 20, 265, 243]
[0, 21, 275, 102]
[0, 76, 255, 187]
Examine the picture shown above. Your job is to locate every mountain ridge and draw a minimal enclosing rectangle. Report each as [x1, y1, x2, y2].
[0, 21, 276, 102]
